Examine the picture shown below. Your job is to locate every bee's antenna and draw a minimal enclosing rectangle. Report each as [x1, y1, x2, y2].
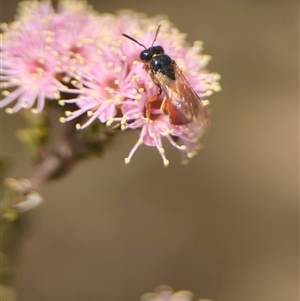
[122, 33, 147, 49]
[151, 24, 161, 46]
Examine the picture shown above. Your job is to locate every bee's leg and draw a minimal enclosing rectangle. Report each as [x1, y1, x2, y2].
[145, 87, 163, 119]
[160, 96, 169, 115]
[145, 94, 159, 119]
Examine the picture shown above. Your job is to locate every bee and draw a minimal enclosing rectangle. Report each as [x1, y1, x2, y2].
[122, 25, 210, 128]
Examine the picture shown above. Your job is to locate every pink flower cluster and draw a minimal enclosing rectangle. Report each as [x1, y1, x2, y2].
[141, 285, 201, 301]
[1, 0, 221, 165]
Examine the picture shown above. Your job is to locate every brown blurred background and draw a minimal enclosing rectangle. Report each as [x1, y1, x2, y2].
[1, 1, 299, 301]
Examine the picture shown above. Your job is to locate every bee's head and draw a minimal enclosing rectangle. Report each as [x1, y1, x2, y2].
[140, 46, 164, 62]
[122, 26, 163, 62]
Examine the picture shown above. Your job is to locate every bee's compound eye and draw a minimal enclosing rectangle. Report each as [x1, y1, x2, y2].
[140, 50, 150, 62]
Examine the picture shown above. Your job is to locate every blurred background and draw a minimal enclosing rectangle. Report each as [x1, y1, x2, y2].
[1, 0, 298, 301]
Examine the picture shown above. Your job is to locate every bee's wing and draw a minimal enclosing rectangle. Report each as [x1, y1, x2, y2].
[154, 62, 210, 127]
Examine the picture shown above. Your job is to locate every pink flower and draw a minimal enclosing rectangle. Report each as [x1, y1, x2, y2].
[0, 1, 62, 113]
[59, 11, 220, 164]
[50, 0, 108, 73]
[1, 1, 221, 164]
[0, 0, 99, 113]
[112, 92, 202, 166]
[141, 286, 195, 301]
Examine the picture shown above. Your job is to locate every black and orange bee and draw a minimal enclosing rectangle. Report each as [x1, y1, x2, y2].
[122, 25, 210, 128]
